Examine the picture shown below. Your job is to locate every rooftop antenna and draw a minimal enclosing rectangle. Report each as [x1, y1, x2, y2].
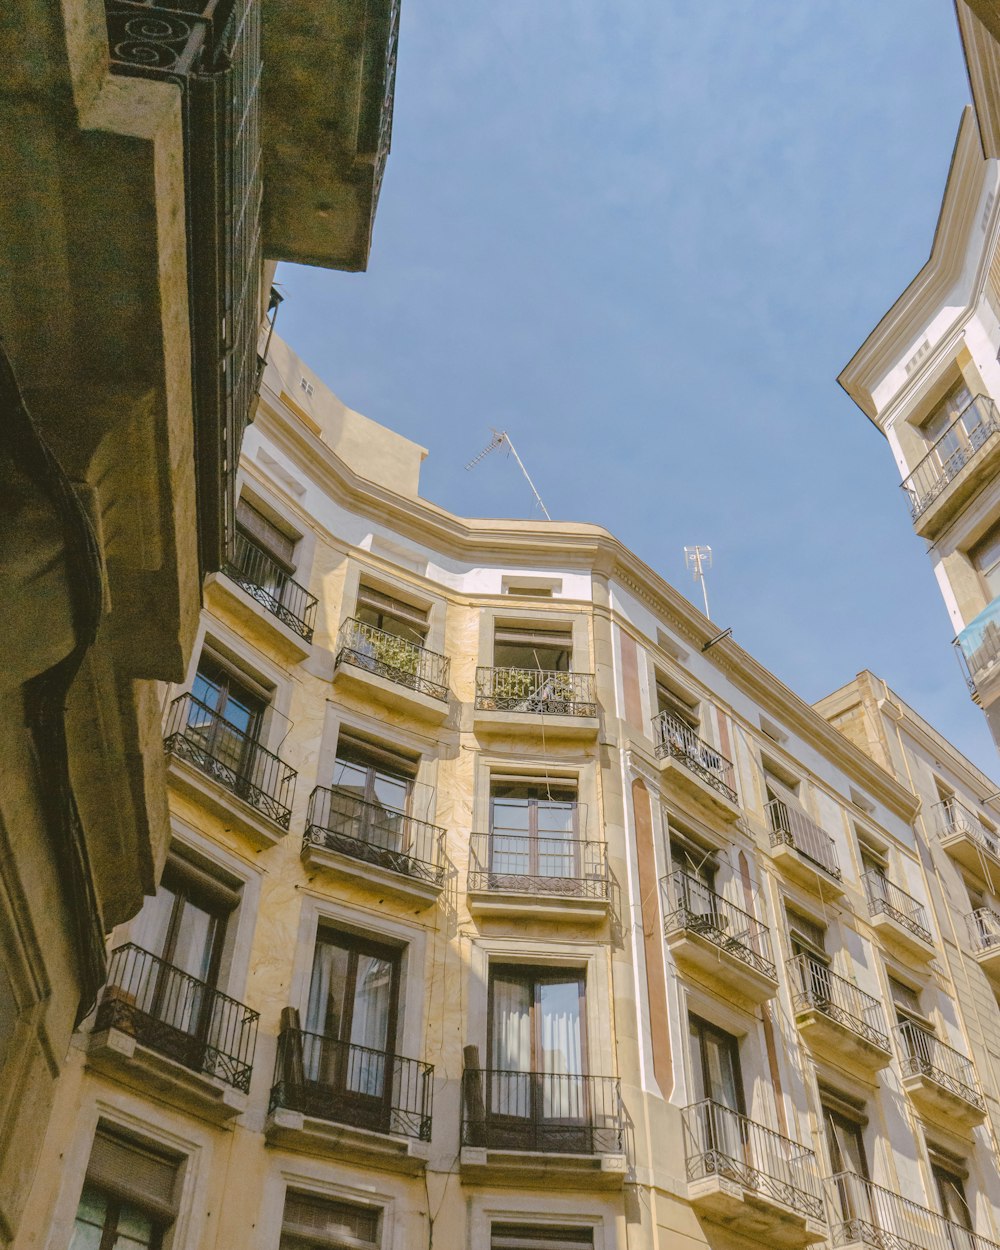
[465, 430, 551, 520]
[684, 545, 713, 618]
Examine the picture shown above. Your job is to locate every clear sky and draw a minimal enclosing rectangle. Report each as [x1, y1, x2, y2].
[275, 2, 1000, 778]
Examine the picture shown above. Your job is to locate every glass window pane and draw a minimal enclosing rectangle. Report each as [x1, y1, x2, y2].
[306, 940, 352, 1039]
[538, 980, 583, 1077]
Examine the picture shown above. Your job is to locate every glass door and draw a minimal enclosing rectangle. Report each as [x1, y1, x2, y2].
[489, 784, 579, 891]
[690, 1016, 745, 1175]
[824, 1105, 873, 1236]
[190, 659, 266, 784]
[329, 740, 413, 867]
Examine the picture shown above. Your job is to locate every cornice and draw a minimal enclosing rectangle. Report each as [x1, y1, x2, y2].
[838, 107, 986, 426]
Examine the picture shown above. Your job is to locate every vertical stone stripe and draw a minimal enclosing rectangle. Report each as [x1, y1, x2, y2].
[737, 850, 787, 1136]
[620, 631, 644, 732]
[633, 778, 672, 1097]
[715, 705, 733, 766]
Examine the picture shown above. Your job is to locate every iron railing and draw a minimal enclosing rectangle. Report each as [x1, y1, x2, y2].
[967, 907, 1000, 955]
[105, 0, 263, 575]
[304, 786, 446, 886]
[95, 943, 258, 1092]
[163, 693, 296, 827]
[933, 799, 1000, 858]
[827, 1171, 1000, 1250]
[895, 1021, 983, 1110]
[270, 1026, 433, 1142]
[788, 955, 890, 1052]
[475, 667, 597, 718]
[954, 601, 1000, 697]
[901, 395, 1000, 522]
[468, 832, 609, 901]
[682, 1099, 824, 1222]
[335, 618, 450, 702]
[662, 871, 776, 980]
[863, 871, 933, 946]
[462, 1068, 623, 1155]
[767, 798, 842, 880]
[224, 531, 317, 641]
[651, 711, 737, 802]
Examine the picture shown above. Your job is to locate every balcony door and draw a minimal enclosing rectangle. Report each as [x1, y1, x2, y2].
[489, 783, 579, 889]
[689, 1016, 745, 1172]
[487, 968, 587, 1150]
[823, 1103, 872, 1235]
[305, 931, 401, 1133]
[920, 381, 974, 470]
[189, 658, 266, 781]
[933, 1163, 975, 1248]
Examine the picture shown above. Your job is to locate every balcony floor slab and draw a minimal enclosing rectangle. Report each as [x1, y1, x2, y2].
[770, 841, 845, 898]
[332, 661, 449, 726]
[300, 840, 442, 908]
[900, 1071, 987, 1133]
[467, 890, 610, 924]
[666, 928, 778, 1005]
[205, 574, 312, 661]
[166, 751, 288, 849]
[265, 1108, 431, 1174]
[459, 1146, 626, 1190]
[794, 1008, 892, 1081]
[687, 1175, 827, 1248]
[657, 755, 740, 822]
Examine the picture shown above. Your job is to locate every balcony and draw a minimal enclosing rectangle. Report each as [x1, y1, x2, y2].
[827, 1171, 1000, 1250]
[651, 712, 740, 820]
[967, 908, 1000, 982]
[863, 871, 935, 961]
[767, 800, 844, 896]
[467, 832, 610, 923]
[333, 618, 450, 723]
[662, 872, 778, 1004]
[895, 1021, 985, 1131]
[266, 1025, 433, 1173]
[933, 799, 1000, 893]
[683, 1100, 826, 1247]
[900, 394, 1000, 538]
[460, 1067, 626, 1189]
[788, 956, 891, 1078]
[163, 694, 296, 846]
[301, 786, 446, 907]
[87, 944, 258, 1122]
[473, 668, 598, 741]
[214, 531, 318, 652]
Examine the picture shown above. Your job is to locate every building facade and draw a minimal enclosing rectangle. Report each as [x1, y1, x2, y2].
[0, 0, 399, 1242]
[15, 336, 1000, 1250]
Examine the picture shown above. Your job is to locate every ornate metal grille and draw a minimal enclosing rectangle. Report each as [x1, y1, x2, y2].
[468, 832, 609, 901]
[650, 711, 737, 802]
[863, 871, 932, 945]
[462, 1069, 623, 1156]
[894, 1021, 983, 1110]
[662, 871, 776, 980]
[163, 692, 296, 827]
[270, 1026, 433, 1142]
[304, 786, 446, 886]
[335, 618, 450, 702]
[788, 955, 890, 1052]
[827, 1171, 1000, 1250]
[475, 667, 597, 717]
[682, 1099, 824, 1222]
[767, 798, 842, 880]
[224, 531, 317, 640]
[967, 906, 1000, 955]
[933, 799, 1000, 857]
[900, 394, 1000, 521]
[96, 943, 258, 1092]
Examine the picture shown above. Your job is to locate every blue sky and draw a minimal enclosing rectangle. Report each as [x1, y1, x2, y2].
[276, 2, 999, 777]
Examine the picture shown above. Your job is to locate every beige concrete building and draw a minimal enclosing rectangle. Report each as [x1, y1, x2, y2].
[0, 0, 399, 1243]
[17, 334, 1000, 1250]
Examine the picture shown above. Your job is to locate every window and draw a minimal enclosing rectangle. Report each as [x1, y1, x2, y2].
[356, 583, 428, 646]
[932, 1162, 973, 1233]
[919, 380, 973, 451]
[889, 976, 926, 1028]
[689, 1015, 744, 1113]
[786, 908, 828, 961]
[822, 1093, 871, 1230]
[280, 1191, 380, 1250]
[331, 735, 414, 817]
[669, 829, 716, 889]
[491, 1226, 593, 1250]
[655, 677, 699, 730]
[493, 624, 572, 672]
[71, 1128, 180, 1250]
[971, 521, 1000, 601]
[304, 930, 401, 1131]
[489, 779, 579, 883]
[189, 655, 269, 775]
[236, 498, 296, 572]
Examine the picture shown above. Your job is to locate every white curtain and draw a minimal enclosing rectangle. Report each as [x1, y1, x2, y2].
[539, 980, 583, 1119]
[491, 978, 531, 1116]
[349, 954, 391, 1095]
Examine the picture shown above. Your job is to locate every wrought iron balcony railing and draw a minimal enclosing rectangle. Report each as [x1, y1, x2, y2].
[954, 600, 1000, 697]
[335, 618, 450, 702]
[767, 798, 842, 880]
[475, 667, 597, 717]
[788, 955, 890, 1051]
[95, 943, 258, 1093]
[468, 832, 609, 901]
[862, 870, 933, 945]
[163, 693, 296, 828]
[462, 1068, 623, 1155]
[827, 1171, 1000, 1250]
[224, 532, 317, 641]
[304, 786, 446, 886]
[933, 799, 1000, 858]
[270, 1026, 433, 1142]
[682, 1099, 824, 1222]
[967, 907, 1000, 955]
[901, 395, 1000, 522]
[895, 1021, 983, 1110]
[662, 871, 776, 980]
[651, 711, 737, 802]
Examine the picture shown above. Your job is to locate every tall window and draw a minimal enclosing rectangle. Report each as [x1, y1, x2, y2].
[331, 736, 413, 816]
[279, 1191, 381, 1250]
[71, 1128, 180, 1250]
[491, 1226, 593, 1250]
[188, 655, 269, 782]
[970, 521, 1000, 602]
[493, 624, 571, 671]
[823, 1096, 871, 1230]
[656, 678, 699, 730]
[237, 498, 295, 569]
[920, 380, 973, 455]
[932, 1162, 974, 1233]
[356, 583, 428, 646]
[321, 736, 418, 867]
[489, 780, 579, 884]
[689, 1016, 744, 1113]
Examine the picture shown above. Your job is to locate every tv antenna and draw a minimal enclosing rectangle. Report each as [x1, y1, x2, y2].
[684, 545, 713, 618]
[465, 430, 551, 520]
